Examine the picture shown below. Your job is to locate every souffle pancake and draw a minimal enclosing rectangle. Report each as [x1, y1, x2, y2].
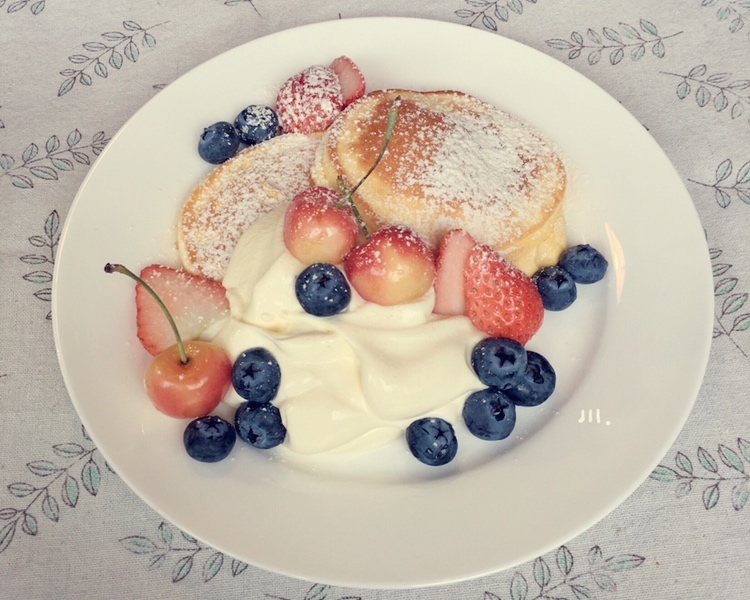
[178, 132, 321, 281]
[311, 89, 567, 275]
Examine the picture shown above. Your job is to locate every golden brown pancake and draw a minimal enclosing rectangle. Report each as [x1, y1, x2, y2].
[178, 132, 320, 280]
[311, 90, 567, 274]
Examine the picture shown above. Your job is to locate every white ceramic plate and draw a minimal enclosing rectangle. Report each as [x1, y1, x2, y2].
[52, 18, 713, 588]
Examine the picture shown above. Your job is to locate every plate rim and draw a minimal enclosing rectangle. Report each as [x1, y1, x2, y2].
[52, 16, 714, 588]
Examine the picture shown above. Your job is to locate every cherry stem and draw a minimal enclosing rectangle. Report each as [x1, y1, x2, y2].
[337, 184, 370, 238]
[336, 95, 401, 238]
[104, 263, 189, 365]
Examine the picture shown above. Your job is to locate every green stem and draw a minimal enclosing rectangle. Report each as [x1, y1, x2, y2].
[336, 178, 370, 238]
[335, 95, 401, 238]
[104, 263, 188, 364]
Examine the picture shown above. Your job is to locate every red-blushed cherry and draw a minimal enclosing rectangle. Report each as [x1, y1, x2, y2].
[283, 186, 359, 265]
[144, 340, 231, 419]
[344, 225, 436, 306]
[104, 263, 232, 419]
[284, 94, 401, 265]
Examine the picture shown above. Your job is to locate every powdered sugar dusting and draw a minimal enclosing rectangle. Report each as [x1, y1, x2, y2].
[276, 65, 344, 134]
[179, 133, 320, 280]
[330, 91, 566, 255]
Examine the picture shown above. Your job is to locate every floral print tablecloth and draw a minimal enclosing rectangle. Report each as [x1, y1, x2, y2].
[2, 1, 750, 598]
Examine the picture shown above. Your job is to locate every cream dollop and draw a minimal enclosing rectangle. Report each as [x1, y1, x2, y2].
[213, 204, 484, 455]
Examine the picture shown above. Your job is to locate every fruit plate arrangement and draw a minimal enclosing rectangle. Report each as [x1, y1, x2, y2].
[52, 18, 713, 588]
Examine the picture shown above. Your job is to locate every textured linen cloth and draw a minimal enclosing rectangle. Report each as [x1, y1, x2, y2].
[2, 1, 750, 598]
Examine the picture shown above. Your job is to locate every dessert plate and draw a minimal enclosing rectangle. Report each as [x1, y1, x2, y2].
[52, 18, 713, 588]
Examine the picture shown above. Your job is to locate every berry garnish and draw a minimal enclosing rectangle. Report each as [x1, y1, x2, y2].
[234, 104, 280, 146]
[231, 347, 281, 404]
[105, 263, 231, 419]
[143, 340, 232, 419]
[462, 388, 517, 441]
[281, 96, 399, 262]
[183, 415, 236, 462]
[329, 55, 366, 107]
[433, 228, 476, 316]
[132, 264, 229, 356]
[405, 417, 458, 466]
[275, 65, 343, 134]
[504, 351, 556, 407]
[463, 244, 544, 344]
[283, 186, 359, 265]
[471, 337, 528, 389]
[234, 402, 287, 449]
[558, 244, 608, 284]
[344, 225, 436, 306]
[295, 263, 351, 317]
[533, 265, 577, 311]
[198, 121, 240, 164]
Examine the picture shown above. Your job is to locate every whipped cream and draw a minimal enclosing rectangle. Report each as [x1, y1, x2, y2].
[213, 204, 485, 455]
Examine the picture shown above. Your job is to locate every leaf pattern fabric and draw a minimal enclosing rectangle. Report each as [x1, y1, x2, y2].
[1, 1, 749, 598]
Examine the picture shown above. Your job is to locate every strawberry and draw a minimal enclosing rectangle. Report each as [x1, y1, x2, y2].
[433, 229, 476, 316]
[344, 225, 436, 306]
[135, 265, 230, 355]
[275, 65, 344, 134]
[463, 245, 543, 344]
[329, 55, 366, 107]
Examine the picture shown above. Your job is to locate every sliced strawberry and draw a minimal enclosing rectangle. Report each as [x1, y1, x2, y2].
[463, 245, 543, 344]
[344, 225, 436, 306]
[135, 265, 230, 356]
[329, 55, 366, 107]
[433, 229, 477, 316]
[275, 65, 344, 134]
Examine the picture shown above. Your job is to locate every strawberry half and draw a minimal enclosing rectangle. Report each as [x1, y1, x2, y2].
[329, 55, 366, 107]
[135, 265, 230, 356]
[275, 65, 344, 134]
[463, 245, 543, 344]
[433, 229, 476, 316]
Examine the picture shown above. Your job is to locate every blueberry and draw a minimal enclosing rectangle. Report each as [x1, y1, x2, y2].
[234, 105, 280, 146]
[462, 388, 517, 441]
[405, 417, 458, 466]
[505, 351, 556, 407]
[183, 415, 236, 463]
[198, 121, 240, 164]
[295, 263, 351, 317]
[534, 265, 577, 311]
[558, 244, 608, 284]
[471, 337, 528, 389]
[231, 348, 281, 404]
[234, 402, 286, 449]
